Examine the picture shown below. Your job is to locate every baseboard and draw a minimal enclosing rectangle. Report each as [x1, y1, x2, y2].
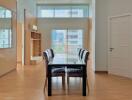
[0, 68, 16, 78]
[95, 71, 108, 74]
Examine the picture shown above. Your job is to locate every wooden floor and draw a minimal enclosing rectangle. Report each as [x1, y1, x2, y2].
[0, 62, 132, 100]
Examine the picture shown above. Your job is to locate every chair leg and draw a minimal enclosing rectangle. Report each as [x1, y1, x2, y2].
[62, 76, 65, 90]
[86, 79, 89, 95]
[67, 77, 70, 91]
[44, 78, 47, 92]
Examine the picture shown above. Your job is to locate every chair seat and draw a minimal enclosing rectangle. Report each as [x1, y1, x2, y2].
[52, 68, 65, 76]
[67, 68, 83, 77]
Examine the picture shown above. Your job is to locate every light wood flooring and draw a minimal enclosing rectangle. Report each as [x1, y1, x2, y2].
[0, 61, 132, 100]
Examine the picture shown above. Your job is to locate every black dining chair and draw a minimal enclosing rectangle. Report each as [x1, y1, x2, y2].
[67, 50, 90, 94]
[43, 52, 66, 92]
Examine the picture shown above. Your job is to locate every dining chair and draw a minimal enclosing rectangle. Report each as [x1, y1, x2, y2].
[49, 48, 54, 58]
[80, 49, 85, 59]
[78, 48, 82, 57]
[46, 48, 55, 60]
[43, 52, 66, 92]
[67, 50, 90, 94]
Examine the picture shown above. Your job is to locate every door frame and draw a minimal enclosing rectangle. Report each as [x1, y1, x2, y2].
[107, 13, 132, 73]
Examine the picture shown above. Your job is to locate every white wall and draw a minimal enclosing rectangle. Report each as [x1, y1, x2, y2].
[89, 0, 95, 71]
[37, 18, 89, 52]
[108, 0, 132, 16]
[0, 16, 17, 76]
[0, 1, 17, 76]
[17, 0, 36, 23]
[95, 0, 108, 71]
[17, 0, 37, 65]
[95, 0, 132, 74]
[0, 0, 16, 12]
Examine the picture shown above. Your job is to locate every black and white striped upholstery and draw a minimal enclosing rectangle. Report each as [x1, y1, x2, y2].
[67, 50, 89, 77]
[50, 48, 54, 58]
[45, 48, 55, 60]
[78, 48, 82, 57]
[80, 49, 85, 59]
[43, 51, 65, 77]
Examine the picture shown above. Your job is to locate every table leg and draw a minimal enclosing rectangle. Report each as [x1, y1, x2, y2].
[48, 66, 52, 96]
[82, 65, 86, 96]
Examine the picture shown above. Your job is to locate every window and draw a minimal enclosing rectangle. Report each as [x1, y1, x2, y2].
[54, 6, 71, 18]
[55, 9, 71, 18]
[52, 29, 83, 58]
[0, 29, 12, 48]
[37, 5, 89, 18]
[0, 7, 12, 18]
[41, 9, 54, 18]
[72, 9, 83, 17]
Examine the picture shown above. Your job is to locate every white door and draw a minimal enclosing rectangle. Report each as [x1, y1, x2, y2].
[108, 15, 132, 77]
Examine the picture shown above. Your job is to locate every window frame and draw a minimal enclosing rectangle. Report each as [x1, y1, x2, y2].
[37, 4, 89, 18]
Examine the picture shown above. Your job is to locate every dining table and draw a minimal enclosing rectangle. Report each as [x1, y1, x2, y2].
[47, 55, 87, 96]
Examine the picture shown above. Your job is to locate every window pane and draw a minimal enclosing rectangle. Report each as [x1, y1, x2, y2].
[0, 44, 3, 48]
[67, 30, 83, 57]
[0, 10, 5, 18]
[41, 9, 54, 17]
[72, 9, 83, 17]
[71, 6, 88, 17]
[3, 39, 8, 44]
[5, 10, 11, 18]
[52, 30, 67, 54]
[55, 9, 71, 17]
[3, 44, 8, 48]
[0, 7, 12, 18]
[0, 29, 11, 48]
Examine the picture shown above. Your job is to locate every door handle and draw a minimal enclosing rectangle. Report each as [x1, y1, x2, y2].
[109, 48, 114, 52]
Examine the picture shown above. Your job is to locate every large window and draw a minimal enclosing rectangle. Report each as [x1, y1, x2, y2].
[52, 29, 83, 58]
[0, 29, 12, 48]
[37, 5, 89, 18]
[0, 7, 12, 48]
[0, 7, 12, 18]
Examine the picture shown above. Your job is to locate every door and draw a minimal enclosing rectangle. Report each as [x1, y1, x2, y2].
[108, 15, 132, 77]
